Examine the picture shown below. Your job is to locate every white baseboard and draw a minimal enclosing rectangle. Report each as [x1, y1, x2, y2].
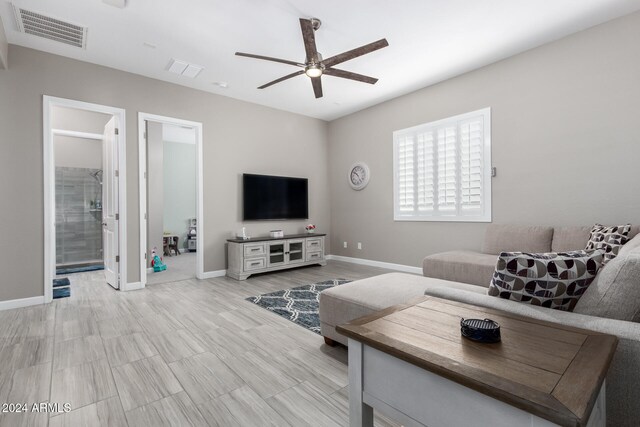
[123, 282, 144, 291]
[200, 269, 226, 279]
[0, 295, 45, 311]
[326, 255, 422, 275]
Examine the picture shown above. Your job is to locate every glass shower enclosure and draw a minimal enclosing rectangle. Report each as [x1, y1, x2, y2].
[55, 167, 104, 269]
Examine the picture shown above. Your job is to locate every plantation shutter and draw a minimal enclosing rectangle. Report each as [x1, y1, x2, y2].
[460, 118, 484, 212]
[397, 135, 415, 212]
[394, 108, 491, 222]
[416, 132, 435, 212]
[437, 126, 457, 212]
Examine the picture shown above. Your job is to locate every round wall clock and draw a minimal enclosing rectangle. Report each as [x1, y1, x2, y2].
[348, 162, 370, 190]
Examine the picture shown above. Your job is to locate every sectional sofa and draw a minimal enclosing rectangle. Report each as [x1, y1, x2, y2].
[319, 224, 640, 426]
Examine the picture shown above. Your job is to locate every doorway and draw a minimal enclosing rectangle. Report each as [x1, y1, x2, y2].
[43, 96, 127, 302]
[138, 113, 204, 286]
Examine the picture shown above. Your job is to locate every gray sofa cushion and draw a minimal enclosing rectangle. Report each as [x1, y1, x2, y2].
[319, 272, 485, 345]
[552, 226, 640, 253]
[551, 226, 592, 252]
[481, 225, 553, 255]
[574, 247, 640, 321]
[422, 286, 640, 427]
[423, 251, 497, 287]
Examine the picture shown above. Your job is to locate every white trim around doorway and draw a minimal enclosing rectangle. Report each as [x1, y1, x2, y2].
[43, 96, 128, 302]
[138, 113, 205, 287]
[51, 129, 104, 140]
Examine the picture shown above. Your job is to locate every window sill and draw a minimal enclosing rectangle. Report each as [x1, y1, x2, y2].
[393, 216, 492, 223]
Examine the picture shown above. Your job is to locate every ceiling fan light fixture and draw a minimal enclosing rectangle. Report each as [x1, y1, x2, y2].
[236, 17, 388, 98]
[305, 65, 323, 78]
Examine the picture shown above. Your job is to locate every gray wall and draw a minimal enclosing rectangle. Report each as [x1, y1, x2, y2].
[52, 106, 112, 134]
[54, 136, 102, 169]
[0, 45, 329, 301]
[328, 11, 640, 268]
[163, 140, 196, 250]
[0, 17, 7, 69]
[52, 106, 111, 169]
[146, 121, 164, 265]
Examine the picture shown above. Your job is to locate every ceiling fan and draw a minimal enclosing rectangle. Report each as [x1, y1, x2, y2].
[235, 18, 388, 99]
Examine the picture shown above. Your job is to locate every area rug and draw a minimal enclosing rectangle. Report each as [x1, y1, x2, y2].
[56, 264, 104, 275]
[246, 278, 351, 334]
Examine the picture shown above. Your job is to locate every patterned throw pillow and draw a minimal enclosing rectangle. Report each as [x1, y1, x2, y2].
[488, 250, 603, 311]
[585, 223, 632, 265]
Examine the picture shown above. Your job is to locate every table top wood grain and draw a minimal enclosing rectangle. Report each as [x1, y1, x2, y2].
[336, 296, 617, 427]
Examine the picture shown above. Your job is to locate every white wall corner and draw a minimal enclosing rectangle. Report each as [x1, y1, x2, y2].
[122, 282, 144, 291]
[0, 17, 8, 69]
[201, 270, 227, 279]
[325, 255, 423, 275]
[0, 296, 45, 311]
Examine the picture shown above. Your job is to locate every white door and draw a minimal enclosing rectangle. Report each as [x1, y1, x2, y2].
[102, 117, 119, 289]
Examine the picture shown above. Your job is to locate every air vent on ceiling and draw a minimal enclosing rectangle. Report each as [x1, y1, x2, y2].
[166, 59, 203, 79]
[13, 5, 87, 49]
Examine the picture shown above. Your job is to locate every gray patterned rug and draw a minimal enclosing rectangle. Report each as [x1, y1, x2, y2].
[246, 279, 351, 334]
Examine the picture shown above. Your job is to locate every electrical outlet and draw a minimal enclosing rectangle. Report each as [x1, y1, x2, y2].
[343, 241, 348, 248]
[357, 242, 362, 250]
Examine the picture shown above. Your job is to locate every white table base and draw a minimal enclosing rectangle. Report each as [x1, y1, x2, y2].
[348, 339, 606, 427]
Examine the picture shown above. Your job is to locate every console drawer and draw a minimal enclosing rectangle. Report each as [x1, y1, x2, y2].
[306, 251, 323, 262]
[244, 243, 266, 257]
[306, 238, 323, 250]
[244, 257, 266, 271]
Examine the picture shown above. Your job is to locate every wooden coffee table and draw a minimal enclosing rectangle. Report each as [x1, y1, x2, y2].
[336, 296, 617, 427]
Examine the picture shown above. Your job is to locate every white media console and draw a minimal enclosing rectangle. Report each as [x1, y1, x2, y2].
[226, 233, 327, 280]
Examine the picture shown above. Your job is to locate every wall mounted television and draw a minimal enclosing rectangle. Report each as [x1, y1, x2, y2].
[243, 174, 309, 220]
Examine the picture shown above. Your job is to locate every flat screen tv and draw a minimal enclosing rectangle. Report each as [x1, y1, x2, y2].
[243, 174, 309, 220]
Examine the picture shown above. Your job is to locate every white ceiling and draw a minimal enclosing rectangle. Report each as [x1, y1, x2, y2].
[2, 0, 640, 121]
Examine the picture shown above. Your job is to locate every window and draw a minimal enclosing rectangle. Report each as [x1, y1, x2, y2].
[393, 108, 491, 222]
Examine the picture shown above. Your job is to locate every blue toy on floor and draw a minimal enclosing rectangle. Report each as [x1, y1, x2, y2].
[151, 247, 167, 272]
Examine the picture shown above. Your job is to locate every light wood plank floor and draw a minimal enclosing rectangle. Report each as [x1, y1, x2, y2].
[0, 261, 402, 427]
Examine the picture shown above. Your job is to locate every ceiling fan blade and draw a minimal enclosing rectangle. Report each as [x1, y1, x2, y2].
[311, 77, 323, 98]
[258, 70, 305, 89]
[235, 52, 303, 68]
[322, 39, 389, 68]
[324, 68, 378, 84]
[300, 18, 319, 63]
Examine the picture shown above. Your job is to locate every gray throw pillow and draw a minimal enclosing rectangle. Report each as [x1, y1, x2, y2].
[488, 250, 603, 311]
[585, 223, 631, 265]
[574, 247, 640, 322]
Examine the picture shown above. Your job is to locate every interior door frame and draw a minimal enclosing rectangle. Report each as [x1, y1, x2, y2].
[43, 96, 128, 303]
[137, 112, 204, 286]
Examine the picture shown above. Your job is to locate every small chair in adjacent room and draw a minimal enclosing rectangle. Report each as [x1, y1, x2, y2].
[163, 235, 180, 256]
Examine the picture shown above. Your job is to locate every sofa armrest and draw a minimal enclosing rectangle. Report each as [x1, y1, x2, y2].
[423, 287, 640, 427]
